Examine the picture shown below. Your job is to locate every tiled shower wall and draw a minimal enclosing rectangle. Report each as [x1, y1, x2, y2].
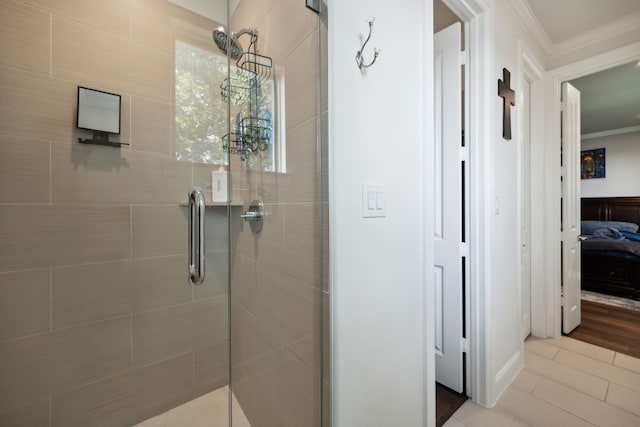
[228, 0, 329, 426]
[0, 1, 230, 426]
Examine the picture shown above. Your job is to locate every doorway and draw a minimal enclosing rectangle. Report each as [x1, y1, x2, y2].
[434, 1, 469, 424]
[542, 43, 640, 340]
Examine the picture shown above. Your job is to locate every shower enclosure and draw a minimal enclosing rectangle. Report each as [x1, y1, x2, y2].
[0, 0, 328, 425]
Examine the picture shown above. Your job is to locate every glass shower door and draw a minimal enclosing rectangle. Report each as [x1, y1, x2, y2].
[224, 1, 329, 426]
[0, 0, 232, 425]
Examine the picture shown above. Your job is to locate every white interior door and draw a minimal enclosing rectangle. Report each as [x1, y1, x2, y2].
[521, 79, 532, 339]
[434, 22, 464, 393]
[561, 82, 581, 334]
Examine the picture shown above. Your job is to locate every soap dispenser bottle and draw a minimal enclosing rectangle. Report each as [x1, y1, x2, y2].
[211, 166, 228, 202]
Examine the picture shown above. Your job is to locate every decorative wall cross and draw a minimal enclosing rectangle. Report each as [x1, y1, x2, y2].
[498, 68, 515, 140]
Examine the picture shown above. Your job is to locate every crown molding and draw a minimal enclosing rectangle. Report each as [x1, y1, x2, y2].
[443, 0, 489, 22]
[581, 125, 640, 141]
[508, 0, 553, 53]
[509, 2, 640, 64]
[551, 10, 640, 58]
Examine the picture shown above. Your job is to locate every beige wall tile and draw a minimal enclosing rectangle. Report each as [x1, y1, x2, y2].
[283, 31, 318, 130]
[0, 316, 130, 413]
[322, 379, 331, 427]
[133, 297, 228, 367]
[0, 397, 50, 427]
[259, 347, 321, 427]
[53, 16, 171, 102]
[280, 119, 319, 204]
[320, 23, 328, 115]
[0, 269, 50, 341]
[0, 68, 75, 142]
[52, 353, 193, 427]
[197, 250, 229, 299]
[495, 385, 595, 427]
[256, 262, 320, 348]
[230, 253, 259, 317]
[259, 0, 317, 65]
[555, 348, 640, 393]
[52, 142, 190, 205]
[524, 338, 559, 359]
[524, 351, 608, 400]
[230, 300, 287, 381]
[543, 336, 615, 364]
[194, 341, 229, 396]
[0, 136, 50, 203]
[614, 352, 640, 374]
[320, 112, 328, 203]
[132, 255, 191, 313]
[53, 261, 132, 329]
[0, 205, 131, 272]
[0, 1, 50, 75]
[204, 207, 230, 254]
[132, 0, 223, 52]
[533, 377, 640, 427]
[230, 0, 275, 38]
[0, 70, 131, 145]
[322, 290, 329, 384]
[285, 203, 322, 287]
[253, 203, 285, 265]
[132, 205, 186, 259]
[18, 0, 130, 36]
[131, 97, 171, 154]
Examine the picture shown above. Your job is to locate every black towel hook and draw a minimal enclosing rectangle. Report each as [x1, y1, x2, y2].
[355, 17, 380, 70]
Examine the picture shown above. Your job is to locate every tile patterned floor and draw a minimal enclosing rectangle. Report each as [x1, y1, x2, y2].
[134, 386, 251, 427]
[444, 336, 640, 427]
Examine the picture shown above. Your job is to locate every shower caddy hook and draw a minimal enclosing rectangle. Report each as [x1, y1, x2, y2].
[355, 17, 380, 70]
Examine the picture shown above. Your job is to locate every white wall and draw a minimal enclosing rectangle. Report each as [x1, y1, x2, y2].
[581, 131, 640, 197]
[329, 0, 433, 425]
[484, 0, 547, 404]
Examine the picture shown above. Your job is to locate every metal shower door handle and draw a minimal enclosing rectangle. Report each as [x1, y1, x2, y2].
[188, 187, 206, 286]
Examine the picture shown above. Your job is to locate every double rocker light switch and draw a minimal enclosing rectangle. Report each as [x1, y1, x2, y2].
[362, 183, 385, 218]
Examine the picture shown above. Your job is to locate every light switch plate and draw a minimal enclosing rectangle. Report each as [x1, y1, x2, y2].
[362, 183, 385, 218]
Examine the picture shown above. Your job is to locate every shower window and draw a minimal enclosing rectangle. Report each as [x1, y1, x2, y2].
[175, 40, 228, 165]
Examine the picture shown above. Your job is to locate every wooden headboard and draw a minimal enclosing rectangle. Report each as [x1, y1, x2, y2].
[581, 197, 640, 228]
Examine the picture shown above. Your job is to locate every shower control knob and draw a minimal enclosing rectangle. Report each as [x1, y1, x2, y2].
[241, 200, 264, 233]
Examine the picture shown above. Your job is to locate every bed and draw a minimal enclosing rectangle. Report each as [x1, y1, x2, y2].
[581, 197, 640, 300]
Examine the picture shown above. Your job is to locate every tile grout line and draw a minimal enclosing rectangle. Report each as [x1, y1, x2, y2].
[49, 12, 52, 78]
[49, 268, 53, 332]
[49, 141, 52, 205]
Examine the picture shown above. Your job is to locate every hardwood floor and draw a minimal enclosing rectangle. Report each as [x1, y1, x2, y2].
[568, 299, 640, 359]
[436, 383, 467, 427]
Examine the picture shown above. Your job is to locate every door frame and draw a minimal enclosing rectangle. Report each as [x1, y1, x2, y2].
[444, 0, 491, 406]
[540, 41, 640, 337]
[517, 41, 544, 340]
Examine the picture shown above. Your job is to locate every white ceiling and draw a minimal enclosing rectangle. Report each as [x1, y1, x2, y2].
[569, 61, 640, 135]
[523, 0, 640, 135]
[524, 0, 640, 45]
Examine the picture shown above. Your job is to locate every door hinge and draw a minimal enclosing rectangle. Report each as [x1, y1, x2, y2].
[459, 146, 469, 162]
[459, 50, 469, 65]
[459, 242, 468, 257]
[461, 337, 469, 353]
